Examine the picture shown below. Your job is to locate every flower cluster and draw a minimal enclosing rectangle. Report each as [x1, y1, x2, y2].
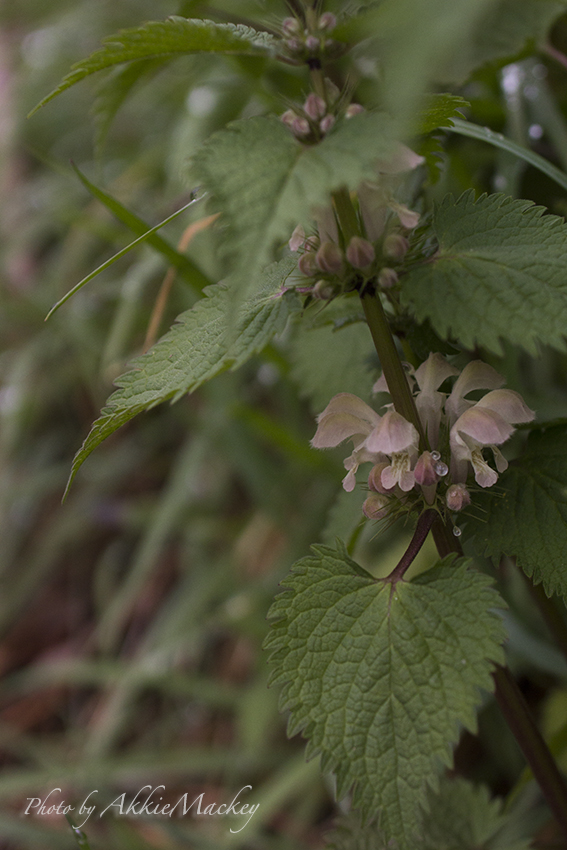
[312, 353, 535, 522]
[285, 143, 424, 300]
[280, 12, 342, 63]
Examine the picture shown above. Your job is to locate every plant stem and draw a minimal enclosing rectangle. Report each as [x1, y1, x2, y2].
[340, 185, 567, 836]
[386, 509, 436, 584]
[493, 665, 567, 837]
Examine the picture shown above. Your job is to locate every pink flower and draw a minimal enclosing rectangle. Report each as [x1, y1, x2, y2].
[413, 352, 458, 448]
[450, 389, 534, 487]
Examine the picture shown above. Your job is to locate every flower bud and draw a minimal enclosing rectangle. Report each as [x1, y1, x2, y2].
[346, 237, 375, 269]
[318, 12, 337, 31]
[289, 224, 305, 252]
[298, 251, 318, 277]
[414, 451, 438, 486]
[345, 103, 365, 119]
[284, 37, 303, 53]
[304, 93, 326, 120]
[316, 241, 343, 274]
[378, 267, 398, 289]
[281, 109, 296, 127]
[446, 483, 471, 512]
[383, 232, 409, 260]
[368, 462, 393, 493]
[282, 17, 301, 35]
[312, 279, 336, 300]
[319, 114, 336, 134]
[291, 116, 311, 138]
[305, 35, 320, 51]
[362, 492, 390, 520]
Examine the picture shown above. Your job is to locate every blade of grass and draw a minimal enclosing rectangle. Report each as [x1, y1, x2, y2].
[72, 164, 211, 288]
[448, 117, 567, 193]
[45, 198, 199, 320]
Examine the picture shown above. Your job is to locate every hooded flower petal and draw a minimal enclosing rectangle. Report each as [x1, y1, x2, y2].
[376, 143, 425, 175]
[445, 361, 505, 425]
[414, 353, 458, 445]
[366, 410, 419, 454]
[312, 393, 381, 448]
[451, 406, 514, 449]
[475, 389, 535, 425]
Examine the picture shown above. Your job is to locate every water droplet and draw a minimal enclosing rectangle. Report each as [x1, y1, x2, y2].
[431, 450, 440, 461]
[453, 526, 462, 537]
[434, 461, 448, 477]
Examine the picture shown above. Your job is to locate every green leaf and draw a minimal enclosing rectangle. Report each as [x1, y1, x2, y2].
[30, 18, 276, 114]
[325, 777, 531, 849]
[471, 424, 567, 598]
[417, 94, 469, 135]
[265, 545, 506, 847]
[401, 191, 567, 355]
[192, 112, 397, 300]
[66, 257, 299, 494]
[289, 320, 377, 412]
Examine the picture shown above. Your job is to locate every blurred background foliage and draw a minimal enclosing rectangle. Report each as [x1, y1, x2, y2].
[3, 1, 567, 847]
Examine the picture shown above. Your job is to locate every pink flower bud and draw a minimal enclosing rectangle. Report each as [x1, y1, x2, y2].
[446, 483, 471, 512]
[281, 109, 296, 127]
[313, 280, 335, 300]
[345, 103, 365, 119]
[368, 462, 393, 493]
[362, 492, 390, 520]
[346, 237, 375, 270]
[378, 268, 398, 289]
[383, 233, 409, 260]
[414, 451, 438, 486]
[319, 114, 336, 134]
[304, 93, 326, 120]
[305, 35, 320, 51]
[318, 12, 337, 31]
[298, 251, 318, 277]
[291, 116, 311, 138]
[282, 17, 301, 35]
[289, 224, 305, 252]
[316, 241, 343, 274]
[284, 38, 303, 53]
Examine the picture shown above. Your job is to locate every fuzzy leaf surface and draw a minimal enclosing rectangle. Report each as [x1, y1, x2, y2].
[265, 545, 506, 847]
[192, 113, 396, 300]
[31, 18, 276, 113]
[67, 258, 299, 491]
[402, 191, 567, 354]
[325, 777, 531, 849]
[471, 424, 567, 598]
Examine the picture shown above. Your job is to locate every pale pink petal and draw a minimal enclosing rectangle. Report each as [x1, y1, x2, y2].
[491, 445, 508, 473]
[414, 451, 438, 486]
[376, 144, 425, 174]
[472, 455, 498, 488]
[389, 200, 420, 229]
[289, 225, 306, 252]
[312, 415, 370, 448]
[317, 392, 381, 425]
[399, 469, 416, 491]
[452, 406, 514, 447]
[342, 467, 357, 492]
[476, 389, 535, 425]
[358, 183, 388, 242]
[372, 373, 390, 394]
[380, 465, 398, 490]
[446, 361, 505, 424]
[414, 352, 458, 394]
[366, 410, 419, 454]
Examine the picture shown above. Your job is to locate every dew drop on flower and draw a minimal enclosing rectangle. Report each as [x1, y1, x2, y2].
[434, 461, 448, 477]
[430, 451, 440, 461]
[453, 526, 462, 537]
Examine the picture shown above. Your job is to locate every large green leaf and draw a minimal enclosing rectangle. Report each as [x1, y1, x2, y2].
[192, 112, 396, 300]
[401, 191, 567, 355]
[325, 777, 531, 849]
[30, 18, 276, 114]
[66, 257, 299, 493]
[289, 320, 377, 412]
[265, 545, 506, 848]
[471, 424, 567, 598]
